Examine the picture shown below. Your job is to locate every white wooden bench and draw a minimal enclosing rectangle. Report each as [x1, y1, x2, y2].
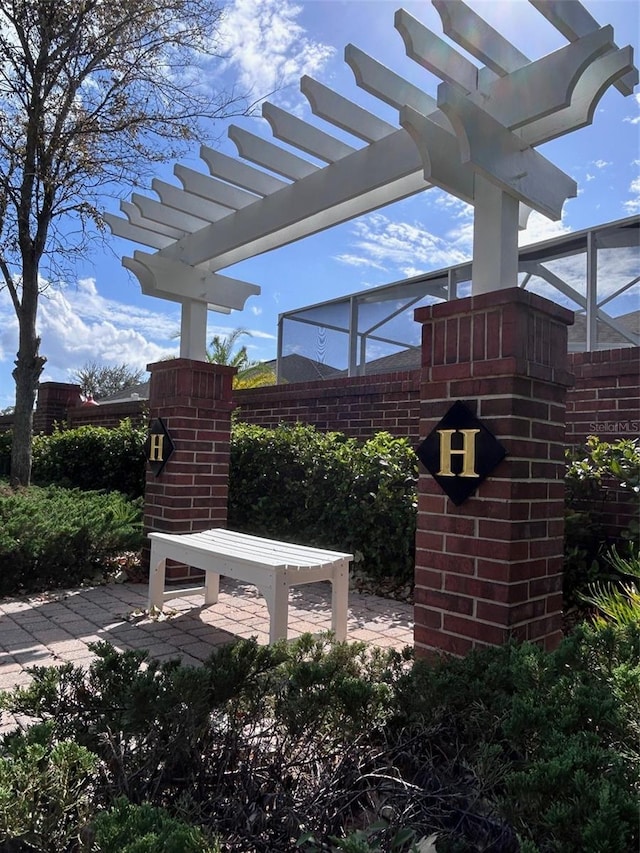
[148, 528, 352, 644]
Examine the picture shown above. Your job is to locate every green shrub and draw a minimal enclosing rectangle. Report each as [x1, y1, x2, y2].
[0, 722, 97, 851]
[391, 622, 640, 852]
[229, 423, 418, 585]
[564, 436, 640, 608]
[3, 627, 637, 852]
[2, 637, 406, 850]
[32, 419, 147, 497]
[93, 798, 219, 853]
[0, 485, 143, 595]
[580, 547, 640, 627]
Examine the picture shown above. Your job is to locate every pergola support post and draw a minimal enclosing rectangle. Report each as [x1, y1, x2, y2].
[179, 301, 209, 361]
[472, 175, 520, 294]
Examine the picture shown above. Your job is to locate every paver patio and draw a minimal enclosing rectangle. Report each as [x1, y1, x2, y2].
[0, 578, 413, 733]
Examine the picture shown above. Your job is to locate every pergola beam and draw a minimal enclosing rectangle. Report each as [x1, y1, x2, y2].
[105, 0, 637, 360]
[301, 76, 397, 142]
[159, 128, 431, 269]
[530, 0, 637, 95]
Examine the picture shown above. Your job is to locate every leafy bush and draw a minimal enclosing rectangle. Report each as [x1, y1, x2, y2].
[0, 485, 143, 595]
[93, 798, 220, 853]
[2, 626, 637, 852]
[564, 436, 640, 608]
[0, 722, 97, 851]
[566, 435, 640, 495]
[229, 423, 418, 585]
[391, 622, 640, 852]
[32, 419, 147, 498]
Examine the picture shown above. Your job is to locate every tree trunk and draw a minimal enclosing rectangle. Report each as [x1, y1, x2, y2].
[10, 264, 46, 488]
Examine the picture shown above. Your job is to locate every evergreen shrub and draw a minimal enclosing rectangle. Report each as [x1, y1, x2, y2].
[32, 419, 147, 497]
[0, 721, 97, 851]
[93, 798, 220, 853]
[0, 485, 143, 595]
[228, 423, 418, 585]
[1, 625, 637, 852]
[391, 622, 640, 852]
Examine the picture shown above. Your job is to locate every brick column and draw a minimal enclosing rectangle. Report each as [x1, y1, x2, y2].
[34, 382, 82, 434]
[143, 358, 236, 582]
[414, 288, 574, 657]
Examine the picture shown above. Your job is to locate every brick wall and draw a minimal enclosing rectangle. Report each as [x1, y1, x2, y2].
[10, 347, 638, 450]
[67, 399, 148, 430]
[4, 346, 638, 543]
[233, 370, 422, 440]
[566, 347, 640, 446]
[33, 382, 82, 434]
[234, 349, 640, 449]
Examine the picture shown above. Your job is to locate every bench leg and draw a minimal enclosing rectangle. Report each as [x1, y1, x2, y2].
[331, 564, 349, 642]
[148, 544, 166, 612]
[263, 577, 289, 644]
[204, 572, 220, 605]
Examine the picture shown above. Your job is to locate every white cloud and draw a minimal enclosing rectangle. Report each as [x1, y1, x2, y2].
[518, 211, 570, 246]
[623, 93, 640, 125]
[592, 159, 611, 169]
[333, 253, 386, 271]
[62, 278, 180, 341]
[337, 206, 472, 278]
[623, 175, 640, 214]
[218, 0, 334, 106]
[0, 277, 181, 392]
[0, 303, 18, 364]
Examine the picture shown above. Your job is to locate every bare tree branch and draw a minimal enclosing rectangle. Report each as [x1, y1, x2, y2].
[0, 0, 254, 485]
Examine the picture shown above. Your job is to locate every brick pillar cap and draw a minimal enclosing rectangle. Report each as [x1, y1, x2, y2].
[38, 381, 83, 391]
[415, 287, 574, 327]
[147, 358, 237, 377]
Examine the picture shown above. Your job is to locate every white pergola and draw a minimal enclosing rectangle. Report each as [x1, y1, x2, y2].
[106, 0, 638, 361]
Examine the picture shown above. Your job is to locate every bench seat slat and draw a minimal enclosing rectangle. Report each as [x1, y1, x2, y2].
[150, 529, 352, 568]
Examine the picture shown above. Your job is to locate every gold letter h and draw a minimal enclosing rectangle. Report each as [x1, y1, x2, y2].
[436, 429, 480, 478]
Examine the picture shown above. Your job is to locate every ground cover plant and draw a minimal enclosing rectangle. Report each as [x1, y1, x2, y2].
[0, 623, 638, 853]
[0, 485, 143, 595]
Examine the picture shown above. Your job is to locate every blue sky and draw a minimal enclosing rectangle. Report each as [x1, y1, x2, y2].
[0, 0, 639, 409]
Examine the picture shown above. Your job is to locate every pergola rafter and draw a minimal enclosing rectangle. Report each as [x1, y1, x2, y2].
[105, 0, 637, 360]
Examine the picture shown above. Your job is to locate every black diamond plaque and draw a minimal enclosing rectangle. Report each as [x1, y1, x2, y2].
[416, 401, 506, 505]
[145, 418, 175, 477]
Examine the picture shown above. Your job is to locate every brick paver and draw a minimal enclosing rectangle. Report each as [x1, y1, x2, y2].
[0, 578, 413, 734]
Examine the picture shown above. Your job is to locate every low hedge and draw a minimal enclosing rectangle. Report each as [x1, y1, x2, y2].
[0, 421, 147, 498]
[0, 485, 143, 595]
[1, 623, 638, 852]
[228, 423, 418, 586]
[32, 420, 147, 498]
